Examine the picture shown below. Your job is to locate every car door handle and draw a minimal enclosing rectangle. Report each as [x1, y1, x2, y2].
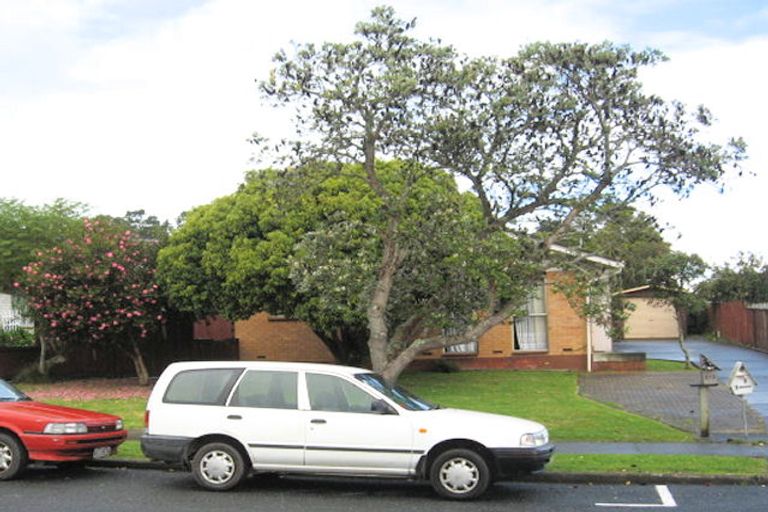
[227, 415, 242, 420]
[310, 419, 326, 424]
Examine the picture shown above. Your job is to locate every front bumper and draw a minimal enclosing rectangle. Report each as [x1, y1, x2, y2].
[22, 430, 128, 462]
[491, 443, 555, 479]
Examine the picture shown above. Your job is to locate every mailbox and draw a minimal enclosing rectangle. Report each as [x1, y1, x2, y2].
[698, 354, 720, 387]
[700, 368, 719, 386]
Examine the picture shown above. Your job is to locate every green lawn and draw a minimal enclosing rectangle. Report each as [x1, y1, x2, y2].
[399, 370, 692, 442]
[550, 454, 768, 476]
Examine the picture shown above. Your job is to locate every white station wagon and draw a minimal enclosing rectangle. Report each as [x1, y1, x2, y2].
[141, 361, 553, 499]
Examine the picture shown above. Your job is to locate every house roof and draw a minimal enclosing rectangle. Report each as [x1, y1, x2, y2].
[549, 244, 624, 270]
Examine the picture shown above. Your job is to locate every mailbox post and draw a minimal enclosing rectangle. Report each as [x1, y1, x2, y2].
[728, 362, 758, 438]
[690, 354, 720, 438]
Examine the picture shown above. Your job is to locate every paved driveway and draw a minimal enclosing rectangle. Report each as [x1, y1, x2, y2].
[614, 338, 768, 420]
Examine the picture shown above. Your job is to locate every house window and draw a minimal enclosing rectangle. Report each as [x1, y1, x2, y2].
[444, 341, 478, 355]
[514, 284, 548, 352]
[442, 325, 478, 355]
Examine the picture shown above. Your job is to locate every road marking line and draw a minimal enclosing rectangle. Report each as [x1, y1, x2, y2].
[595, 485, 677, 508]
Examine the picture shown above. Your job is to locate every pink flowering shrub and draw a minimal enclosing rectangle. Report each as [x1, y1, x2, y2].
[16, 218, 164, 384]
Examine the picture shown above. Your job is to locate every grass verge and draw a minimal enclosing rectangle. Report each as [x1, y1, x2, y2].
[645, 359, 693, 372]
[399, 371, 693, 442]
[113, 440, 145, 460]
[42, 397, 147, 430]
[549, 454, 768, 477]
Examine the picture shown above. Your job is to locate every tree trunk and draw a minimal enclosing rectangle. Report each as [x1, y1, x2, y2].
[38, 335, 48, 376]
[129, 338, 150, 386]
[380, 301, 521, 384]
[367, 230, 402, 373]
[675, 307, 692, 368]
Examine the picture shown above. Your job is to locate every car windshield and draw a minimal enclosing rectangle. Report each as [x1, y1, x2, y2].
[0, 379, 30, 402]
[355, 373, 437, 411]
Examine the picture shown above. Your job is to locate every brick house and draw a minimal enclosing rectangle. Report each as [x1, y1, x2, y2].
[194, 250, 640, 371]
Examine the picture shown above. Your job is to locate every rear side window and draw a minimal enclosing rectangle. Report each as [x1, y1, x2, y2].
[229, 370, 298, 409]
[163, 368, 243, 405]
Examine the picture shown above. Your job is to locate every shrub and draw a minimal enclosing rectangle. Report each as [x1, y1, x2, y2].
[0, 327, 35, 347]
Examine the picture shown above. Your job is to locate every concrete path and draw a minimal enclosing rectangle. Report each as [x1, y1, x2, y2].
[614, 338, 768, 421]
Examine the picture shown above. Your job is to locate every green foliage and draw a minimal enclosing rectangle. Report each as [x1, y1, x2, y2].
[699, 253, 768, 304]
[0, 326, 34, 347]
[0, 198, 86, 292]
[649, 251, 708, 314]
[158, 163, 536, 365]
[566, 203, 671, 289]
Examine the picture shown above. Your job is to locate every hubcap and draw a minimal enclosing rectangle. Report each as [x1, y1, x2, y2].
[199, 450, 235, 484]
[439, 457, 479, 494]
[0, 442, 12, 471]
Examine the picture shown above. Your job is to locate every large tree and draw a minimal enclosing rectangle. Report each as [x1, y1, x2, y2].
[159, 163, 533, 366]
[16, 217, 164, 384]
[699, 253, 768, 304]
[259, 7, 744, 381]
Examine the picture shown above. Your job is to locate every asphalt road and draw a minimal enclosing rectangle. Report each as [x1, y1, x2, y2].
[3, 466, 767, 512]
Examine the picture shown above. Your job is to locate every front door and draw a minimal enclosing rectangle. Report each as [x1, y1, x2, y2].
[303, 372, 416, 476]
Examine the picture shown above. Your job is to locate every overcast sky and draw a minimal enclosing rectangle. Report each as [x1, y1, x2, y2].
[1, 0, 766, 266]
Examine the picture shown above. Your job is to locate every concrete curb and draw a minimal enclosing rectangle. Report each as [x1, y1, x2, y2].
[88, 459, 172, 471]
[90, 459, 768, 486]
[520, 471, 768, 486]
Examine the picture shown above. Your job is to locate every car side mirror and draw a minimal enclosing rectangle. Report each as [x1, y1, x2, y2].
[371, 398, 397, 415]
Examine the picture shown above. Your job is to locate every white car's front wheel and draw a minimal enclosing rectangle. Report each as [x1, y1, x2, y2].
[429, 448, 491, 500]
[191, 442, 247, 491]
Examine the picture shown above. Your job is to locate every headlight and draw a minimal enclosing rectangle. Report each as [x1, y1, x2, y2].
[43, 422, 88, 434]
[116, 419, 124, 430]
[520, 429, 549, 447]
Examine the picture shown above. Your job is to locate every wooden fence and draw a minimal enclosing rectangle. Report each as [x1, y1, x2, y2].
[0, 313, 240, 380]
[711, 301, 768, 352]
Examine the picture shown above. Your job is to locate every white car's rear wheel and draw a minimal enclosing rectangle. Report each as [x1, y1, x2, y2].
[191, 442, 246, 491]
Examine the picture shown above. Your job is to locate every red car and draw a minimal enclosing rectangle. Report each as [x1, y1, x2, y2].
[0, 378, 127, 480]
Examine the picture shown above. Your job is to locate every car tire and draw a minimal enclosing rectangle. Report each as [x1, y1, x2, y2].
[429, 448, 491, 500]
[191, 442, 247, 491]
[0, 432, 28, 481]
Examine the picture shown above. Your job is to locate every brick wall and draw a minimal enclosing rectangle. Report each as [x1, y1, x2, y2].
[193, 316, 235, 341]
[234, 271, 591, 369]
[236, 312, 335, 363]
[544, 271, 587, 355]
